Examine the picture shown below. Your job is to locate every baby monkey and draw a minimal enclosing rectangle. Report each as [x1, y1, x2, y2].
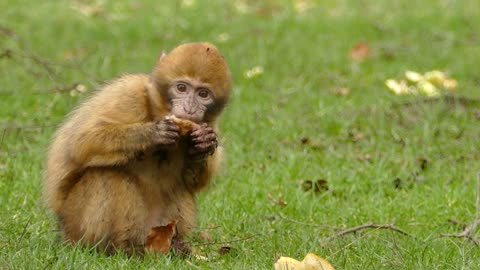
[44, 42, 231, 255]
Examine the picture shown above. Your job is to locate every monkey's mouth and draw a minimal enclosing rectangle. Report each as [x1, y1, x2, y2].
[172, 113, 201, 123]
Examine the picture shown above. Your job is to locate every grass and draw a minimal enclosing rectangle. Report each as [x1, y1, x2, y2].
[1, 0, 480, 269]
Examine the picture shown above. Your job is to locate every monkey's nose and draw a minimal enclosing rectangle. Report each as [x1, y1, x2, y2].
[183, 105, 196, 115]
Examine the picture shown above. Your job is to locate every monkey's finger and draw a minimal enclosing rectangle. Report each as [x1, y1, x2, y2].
[191, 127, 214, 138]
[157, 138, 178, 146]
[161, 131, 180, 139]
[192, 133, 217, 143]
[162, 122, 180, 132]
[194, 141, 217, 151]
[166, 124, 180, 132]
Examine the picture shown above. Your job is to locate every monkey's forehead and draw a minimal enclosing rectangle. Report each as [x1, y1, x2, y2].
[169, 42, 220, 55]
[153, 43, 232, 96]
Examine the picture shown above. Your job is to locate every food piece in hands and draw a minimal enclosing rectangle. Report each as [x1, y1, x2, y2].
[166, 115, 199, 136]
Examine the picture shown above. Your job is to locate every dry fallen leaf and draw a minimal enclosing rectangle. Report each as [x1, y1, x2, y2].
[300, 137, 311, 145]
[332, 87, 351, 96]
[349, 41, 371, 61]
[63, 48, 87, 60]
[218, 246, 232, 255]
[301, 179, 329, 194]
[145, 220, 177, 254]
[268, 193, 288, 206]
[299, 137, 323, 150]
[275, 253, 336, 270]
[417, 156, 429, 171]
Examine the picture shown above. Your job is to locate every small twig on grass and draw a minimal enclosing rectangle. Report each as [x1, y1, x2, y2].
[441, 174, 480, 245]
[441, 219, 480, 246]
[327, 222, 419, 241]
[194, 225, 221, 230]
[277, 213, 337, 229]
[191, 233, 261, 247]
[50, 83, 82, 93]
[447, 219, 462, 226]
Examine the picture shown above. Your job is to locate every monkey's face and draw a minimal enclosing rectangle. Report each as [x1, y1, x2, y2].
[168, 78, 215, 123]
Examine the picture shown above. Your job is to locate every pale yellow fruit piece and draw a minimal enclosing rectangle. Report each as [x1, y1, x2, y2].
[385, 79, 411, 95]
[443, 79, 458, 90]
[424, 70, 446, 85]
[405, 70, 423, 82]
[275, 254, 336, 270]
[418, 80, 440, 97]
[300, 253, 336, 270]
[274, 256, 301, 270]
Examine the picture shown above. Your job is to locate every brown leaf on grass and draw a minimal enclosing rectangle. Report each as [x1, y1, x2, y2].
[357, 153, 372, 162]
[348, 130, 365, 142]
[268, 193, 288, 206]
[393, 177, 402, 189]
[349, 41, 371, 61]
[301, 179, 329, 194]
[145, 220, 177, 254]
[474, 109, 480, 120]
[417, 156, 429, 171]
[300, 137, 311, 145]
[332, 87, 351, 96]
[218, 246, 232, 255]
[63, 48, 87, 60]
[299, 137, 323, 150]
[0, 25, 16, 37]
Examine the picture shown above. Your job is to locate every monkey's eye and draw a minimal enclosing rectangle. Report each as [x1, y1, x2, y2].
[198, 89, 210, 99]
[176, 83, 187, 92]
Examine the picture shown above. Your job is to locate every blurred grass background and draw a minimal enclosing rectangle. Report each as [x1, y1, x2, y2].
[1, 0, 480, 269]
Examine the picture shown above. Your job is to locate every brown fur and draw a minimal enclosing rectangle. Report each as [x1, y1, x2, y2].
[44, 42, 230, 255]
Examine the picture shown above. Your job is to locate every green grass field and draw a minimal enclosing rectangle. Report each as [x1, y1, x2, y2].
[1, 0, 480, 269]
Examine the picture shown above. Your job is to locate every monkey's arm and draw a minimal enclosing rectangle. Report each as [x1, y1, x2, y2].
[72, 119, 178, 167]
[64, 75, 178, 167]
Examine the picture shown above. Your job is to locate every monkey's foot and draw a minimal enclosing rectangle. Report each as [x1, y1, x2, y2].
[171, 237, 192, 256]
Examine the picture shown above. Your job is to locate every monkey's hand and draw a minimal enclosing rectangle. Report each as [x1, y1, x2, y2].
[187, 123, 218, 160]
[153, 118, 180, 147]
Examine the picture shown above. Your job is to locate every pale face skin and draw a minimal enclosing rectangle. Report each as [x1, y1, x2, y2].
[168, 78, 215, 123]
[159, 77, 218, 158]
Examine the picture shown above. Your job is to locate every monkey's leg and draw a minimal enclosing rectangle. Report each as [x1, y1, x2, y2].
[59, 168, 148, 256]
[168, 193, 197, 256]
